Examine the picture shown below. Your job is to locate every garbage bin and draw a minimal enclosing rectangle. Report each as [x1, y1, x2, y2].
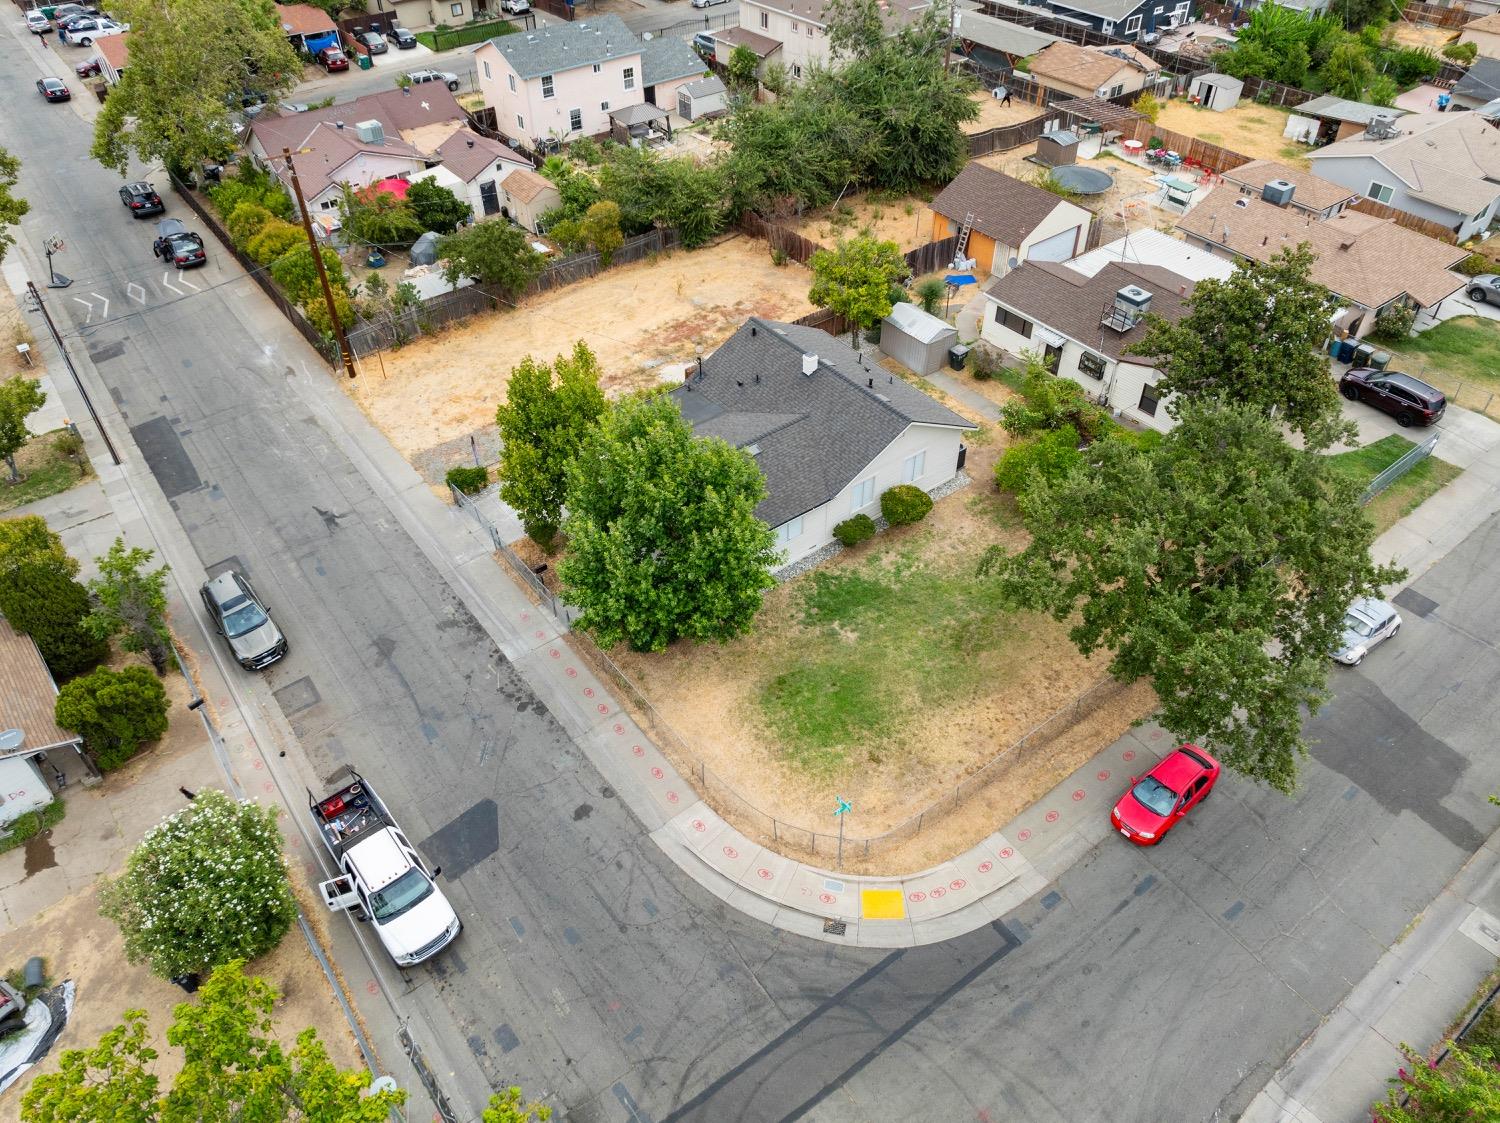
[1335, 339, 1356, 363]
[357, 53, 373, 70]
[948, 343, 971, 372]
[1368, 350, 1392, 371]
[1352, 342, 1376, 368]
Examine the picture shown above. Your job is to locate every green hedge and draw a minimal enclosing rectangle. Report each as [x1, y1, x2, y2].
[832, 514, 876, 548]
[416, 19, 517, 52]
[446, 465, 489, 495]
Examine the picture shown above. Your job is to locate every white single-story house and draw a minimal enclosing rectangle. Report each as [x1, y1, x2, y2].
[429, 128, 532, 219]
[671, 318, 978, 567]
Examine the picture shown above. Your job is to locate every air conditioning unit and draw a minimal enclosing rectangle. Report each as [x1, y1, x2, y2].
[1114, 284, 1152, 322]
[354, 119, 385, 145]
[1262, 179, 1295, 208]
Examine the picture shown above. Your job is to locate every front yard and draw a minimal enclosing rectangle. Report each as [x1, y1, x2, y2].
[1328, 434, 1463, 535]
[0, 430, 91, 514]
[1382, 316, 1500, 418]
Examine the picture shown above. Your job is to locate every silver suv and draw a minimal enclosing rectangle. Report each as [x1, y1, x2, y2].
[404, 68, 460, 91]
[200, 570, 288, 670]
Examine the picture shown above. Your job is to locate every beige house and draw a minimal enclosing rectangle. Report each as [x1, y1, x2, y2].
[929, 162, 1093, 276]
[499, 167, 560, 233]
[1025, 41, 1161, 99]
[1459, 12, 1500, 61]
[734, 0, 931, 81]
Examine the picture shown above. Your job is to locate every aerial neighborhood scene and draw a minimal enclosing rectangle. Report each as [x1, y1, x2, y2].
[4, 0, 1500, 1116]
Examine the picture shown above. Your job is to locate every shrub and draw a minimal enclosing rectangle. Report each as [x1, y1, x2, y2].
[880, 484, 933, 526]
[54, 665, 169, 771]
[52, 429, 84, 460]
[99, 790, 297, 978]
[1371, 303, 1416, 343]
[1131, 90, 1162, 123]
[770, 246, 789, 267]
[1443, 41, 1478, 64]
[225, 202, 275, 249]
[832, 514, 877, 547]
[994, 425, 1083, 496]
[1457, 252, 1491, 277]
[914, 278, 946, 316]
[446, 465, 489, 495]
[0, 562, 109, 680]
[245, 219, 304, 265]
[207, 162, 292, 222]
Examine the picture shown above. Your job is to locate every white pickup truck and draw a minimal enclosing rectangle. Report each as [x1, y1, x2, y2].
[311, 772, 461, 967]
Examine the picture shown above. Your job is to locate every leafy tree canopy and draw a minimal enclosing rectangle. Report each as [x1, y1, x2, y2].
[438, 220, 545, 295]
[808, 234, 912, 350]
[83, 538, 173, 673]
[0, 515, 77, 578]
[981, 401, 1402, 792]
[0, 147, 30, 267]
[338, 184, 425, 248]
[558, 393, 779, 651]
[54, 664, 169, 771]
[1129, 244, 1355, 450]
[0, 376, 46, 483]
[92, 0, 301, 177]
[21, 961, 405, 1123]
[406, 176, 472, 235]
[0, 562, 109, 680]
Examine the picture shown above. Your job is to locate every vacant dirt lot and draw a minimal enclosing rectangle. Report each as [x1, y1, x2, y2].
[792, 190, 937, 254]
[1155, 99, 1312, 166]
[965, 89, 1050, 133]
[349, 237, 817, 461]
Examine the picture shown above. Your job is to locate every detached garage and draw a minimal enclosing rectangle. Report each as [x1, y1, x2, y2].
[930, 162, 1092, 277]
[880, 302, 959, 376]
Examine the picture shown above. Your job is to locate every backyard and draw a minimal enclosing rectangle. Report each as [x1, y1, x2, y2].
[964, 89, 1050, 133]
[790, 189, 937, 254]
[1383, 316, 1500, 420]
[1153, 99, 1312, 166]
[1328, 433, 1463, 535]
[346, 235, 817, 467]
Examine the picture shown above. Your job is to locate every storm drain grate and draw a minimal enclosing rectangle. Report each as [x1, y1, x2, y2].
[823, 919, 847, 936]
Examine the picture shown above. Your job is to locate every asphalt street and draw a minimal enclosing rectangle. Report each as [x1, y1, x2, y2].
[6, 20, 1500, 1123]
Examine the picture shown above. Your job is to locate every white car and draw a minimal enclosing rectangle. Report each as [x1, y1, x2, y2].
[1333, 597, 1401, 667]
[25, 10, 51, 33]
[500, 0, 530, 11]
[404, 68, 460, 91]
[60, 17, 127, 44]
[691, 0, 730, 8]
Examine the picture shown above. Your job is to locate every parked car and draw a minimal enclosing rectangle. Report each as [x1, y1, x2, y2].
[1333, 597, 1401, 667]
[119, 180, 164, 217]
[1466, 274, 1500, 303]
[500, 0, 530, 12]
[356, 30, 387, 54]
[200, 570, 288, 671]
[75, 57, 101, 77]
[36, 77, 71, 102]
[390, 25, 417, 48]
[49, 4, 101, 29]
[404, 68, 459, 91]
[26, 10, 52, 33]
[1110, 744, 1219, 846]
[692, 32, 717, 57]
[60, 17, 127, 44]
[152, 218, 206, 268]
[1339, 368, 1446, 428]
[315, 45, 349, 71]
[691, 0, 730, 8]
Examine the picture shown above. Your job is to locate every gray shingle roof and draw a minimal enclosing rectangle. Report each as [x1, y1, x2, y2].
[485, 14, 639, 80]
[682, 75, 726, 98]
[670, 318, 975, 527]
[640, 32, 704, 86]
[1455, 56, 1500, 104]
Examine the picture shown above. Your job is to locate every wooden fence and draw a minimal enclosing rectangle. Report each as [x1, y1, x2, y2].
[1119, 116, 1252, 174]
[1348, 197, 1460, 244]
[792, 307, 853, 339]
[1401, 1, 1477, 28]
[1238, 73, 1319, 109]
[739, 210, 824, 265]
[967, 113, 1055, 158]
[907, 236, 960, 276]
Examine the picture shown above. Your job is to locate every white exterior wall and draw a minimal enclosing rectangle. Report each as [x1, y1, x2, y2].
[477, 43, 646, 142]
[305, 152, 427, 213]
[1018, 202, 1091, 261]
[737, 0, 830, 78]
[1459, 26, 1500, 60]
[770, 422, 966, 565]
[1308, 154, 1496, 240]
[1105, 359, 1174, 433]
[0, 757, 52, 827]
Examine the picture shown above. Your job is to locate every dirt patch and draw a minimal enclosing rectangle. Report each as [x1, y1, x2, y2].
[977, 147, 1166, 240]
[1154, 100, 1312, 166]
[1390, 24, 1459, 51]
[965, 90, 1050, 134]
[347, 237, 817, 461]
[791, 190, 939, 254]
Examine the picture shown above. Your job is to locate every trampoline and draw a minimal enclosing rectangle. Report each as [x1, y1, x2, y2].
[1049, 166, 1114, 195]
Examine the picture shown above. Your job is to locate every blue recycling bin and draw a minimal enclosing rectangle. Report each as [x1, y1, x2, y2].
[1334, 339, 1356, 363]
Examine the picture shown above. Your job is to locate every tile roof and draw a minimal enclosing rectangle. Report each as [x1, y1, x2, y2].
[670, 318, 976, 526]
[711, 27, 783, 57]
[1308, 111, 1500, 216]
[640, 32, 704, 85]
[986, 260, 1197, 362]
[433, 127, 529, 182]
[1176, 190, 1467, 309]
[1029, 41, 1159, 92]
[251, 85, 467, 154]
[275, 2, 336, 37]
[482, 14, 640, 80]
[0, 616, 81, 756]
[1219, 159, 1359, 213]
[501, 166, 556, 204]
[930, 162, 1088, 249]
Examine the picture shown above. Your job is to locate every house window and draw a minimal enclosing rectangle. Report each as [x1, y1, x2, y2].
[791, 19, 798, 30]
[623, 66, 635, 90]
[451, 1, 463, 14]
[792, 63, 803, 78]
[319, 199, 337, 210]
[483, 60, 491, 79]
[1138, 383, 1160, 416]
[760, 10, 769, 28]
[507, 73, 516, 93]
[541, 74, 554, 99]
[774, 514, 804, 548]
[901, 450, 926, 484]
[593, 63, 602, 74]
[997, 306, 1032, 338]
[1368, 181, 1395, 204]
[516, 113, 525, 130]
[600, 100, 610, 110]
[1102, 19, 1114, 33]
[1078, 352, 1106, 380]
[1107, 83, 1124, 97]
[851, 476, 875, 511]
[569, 108, 582, 131]
[806, 24, 813, 36]
[1124, 14, 1141, 34]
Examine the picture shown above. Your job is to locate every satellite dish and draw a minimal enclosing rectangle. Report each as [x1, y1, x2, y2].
[642, 31, 652, 39]
[0, 729, 24, 753]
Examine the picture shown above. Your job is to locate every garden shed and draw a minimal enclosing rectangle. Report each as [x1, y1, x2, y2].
[676, 76, 727, 121]
[1036, 129, 1080, 167]
[880, 302, 959, 376]
[1190, 72, 1243, 112]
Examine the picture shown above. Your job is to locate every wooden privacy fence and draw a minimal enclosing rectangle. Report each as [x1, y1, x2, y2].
[1238, 73, 1319, 108]
[968, 113, 1053, 158]
[1348, 197, 1459, 244]
[1120, 116, 1251, 174]
[792, 307, 853, 339]
[1402, 1, 1477, 27]
[739, 210, 824, 264]
[906, 235, 959, 276]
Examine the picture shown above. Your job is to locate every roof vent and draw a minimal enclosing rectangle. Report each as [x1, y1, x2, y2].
[746, 443, 760, 456]
[802, 353, 817, 376]
[334, 119, 345, 129]
[467, 138, 474, 148]
[1233, 197, 1249, 208]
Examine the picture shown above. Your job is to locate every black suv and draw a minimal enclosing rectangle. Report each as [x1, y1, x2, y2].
[152, 218, 206, 268]
[1339, 368, 1446, 427]
[200, 570, 288, 670]
[119, 181, 164, 217]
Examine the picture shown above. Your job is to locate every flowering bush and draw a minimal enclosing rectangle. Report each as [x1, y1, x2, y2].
[100, 789, 297, 979]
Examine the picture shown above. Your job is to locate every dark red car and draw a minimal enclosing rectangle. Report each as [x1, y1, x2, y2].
[75, 58, 101, 78]
[1339, 368, 1445, 428]
[316, 45, 349, 71]
[1110, 744, 1220, 846]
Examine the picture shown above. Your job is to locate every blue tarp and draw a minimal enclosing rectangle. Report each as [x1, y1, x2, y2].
[303, 30, 339, 54]
[946, 273, 978, 287]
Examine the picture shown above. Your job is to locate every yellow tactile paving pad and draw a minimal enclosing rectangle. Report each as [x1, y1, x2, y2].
[861, 888, 907, 920]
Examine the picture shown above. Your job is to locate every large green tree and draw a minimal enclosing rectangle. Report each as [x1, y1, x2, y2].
[438, 221, 546, 296]
[21, 961, 405, 1123]
[495, 341, 607, 550]
[0, 376, 46, 483]
[0, 562, 110, 680]
[1130, 245, 1354, 450]
[558, 393, 779, 652]
[808, 234, 912, 352]
[981, 401, 1402, 792]
[406, 177, 472, 235]
[54, 665, 169, 771]
[83, 538, 173, 673]
[0, 147, 30, 267]
[0, 515, 77, 578]
[719, 94, 878, 216]
[338, 185, 425, 248]
[100, 790, 297, 978]
[91, 0, 301, 178]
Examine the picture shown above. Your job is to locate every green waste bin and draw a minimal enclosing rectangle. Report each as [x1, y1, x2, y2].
[357, 53, 373, 70]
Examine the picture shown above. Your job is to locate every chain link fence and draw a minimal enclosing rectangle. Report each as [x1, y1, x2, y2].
[1360, 435, 1440, 506]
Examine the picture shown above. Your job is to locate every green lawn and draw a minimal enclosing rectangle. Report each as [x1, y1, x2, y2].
[1327, 434, 1462, 535]
[1385, 316, 1500, 394]
[0, 429, 90, 514]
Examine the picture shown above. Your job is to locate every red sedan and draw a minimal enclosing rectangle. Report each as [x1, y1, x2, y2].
[316, 46, 349, 71]
[1110, 744, 1219, 846]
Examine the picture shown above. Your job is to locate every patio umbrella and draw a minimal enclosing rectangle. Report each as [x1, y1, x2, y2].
[371, 177, 410, 200]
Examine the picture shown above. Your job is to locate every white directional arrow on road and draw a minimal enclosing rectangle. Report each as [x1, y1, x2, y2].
[69, 293, 110, 323]
[176, 273, 199, 291]
[161, 272, 183, 295]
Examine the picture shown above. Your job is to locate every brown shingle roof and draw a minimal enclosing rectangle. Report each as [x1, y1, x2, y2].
[0, 617, 81, 757]
[251, 86, 467, 156]
[1177, 191, 1466, 309]
[434, 128, 529, 182]
[272, 122, 426, 199]
[1029, 41, 1159, 92]
[1219, 159, 1359, 214]
[930, 162, 1088, 250]
[712, 27, 783, 57]
[275, 3, 337, 37]
[985, 260, 1196, 362]
[1463, 11, 1500, 33]
[502, 167, 556, 205]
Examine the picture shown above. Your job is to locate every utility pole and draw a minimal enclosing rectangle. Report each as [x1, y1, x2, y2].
[281, 147, 357, 380]
[26, 281, 121, 465]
